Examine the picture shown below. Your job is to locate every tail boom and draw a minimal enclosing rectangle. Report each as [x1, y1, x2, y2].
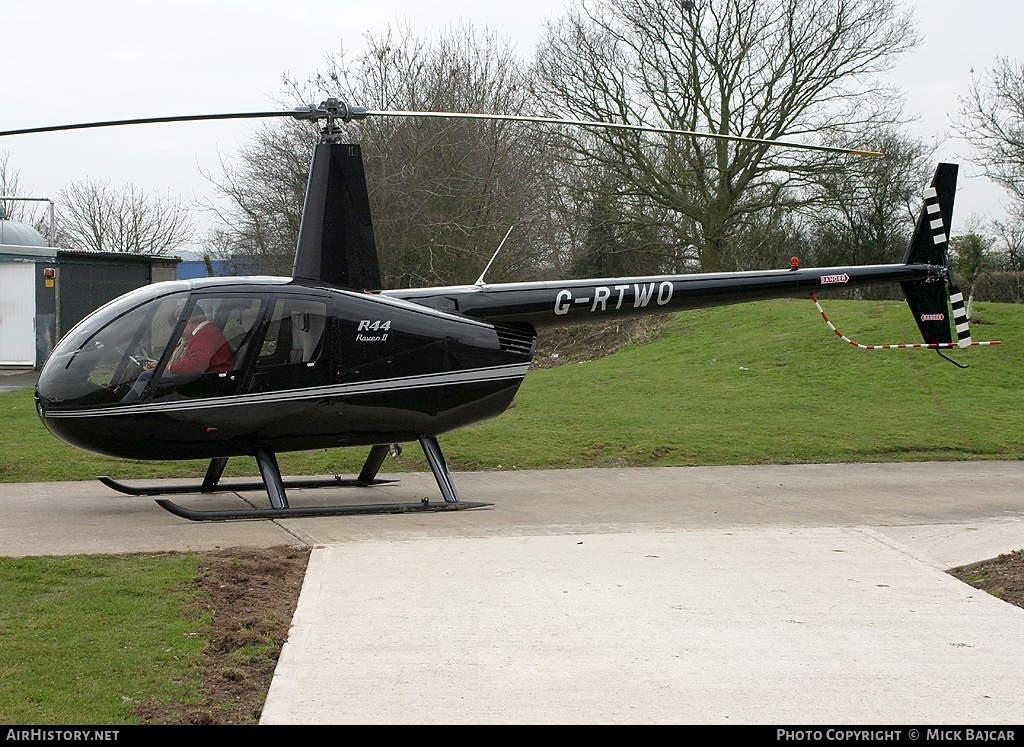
[389, 162, 996, 354]
[387, 262, 941, 328]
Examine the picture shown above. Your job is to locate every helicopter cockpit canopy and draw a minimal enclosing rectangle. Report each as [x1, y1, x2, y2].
[38, 283, 188, 407]
[35, 283, 294, 409]
[35, 277, 463, 415]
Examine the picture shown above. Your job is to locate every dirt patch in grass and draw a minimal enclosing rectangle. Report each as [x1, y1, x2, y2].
[532, 315, 670, 368]
[133, 546, 310, 725]
[950, 549, 1024, 611]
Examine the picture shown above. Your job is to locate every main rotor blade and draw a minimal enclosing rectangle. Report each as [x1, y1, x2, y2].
[0, 105, 883, 158]
[0, 111, 295, 137]
[366, 109, 884, 158]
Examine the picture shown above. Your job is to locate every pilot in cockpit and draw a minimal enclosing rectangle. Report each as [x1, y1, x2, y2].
[121, 308, 233, 403]
[162, 308, 234, 376]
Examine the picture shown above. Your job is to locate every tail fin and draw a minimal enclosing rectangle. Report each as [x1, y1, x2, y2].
[292, 142, 383, 290]
[900, 163, 959, 346]
[902, 163, 957, 267]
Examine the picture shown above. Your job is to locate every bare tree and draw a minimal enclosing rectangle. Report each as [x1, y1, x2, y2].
[949, 228, 992, 306]
[0, 152, 43, 226]
[0, 153, 60, 244]
[208, 24, 551, 287]
[55, 179, 195, 254]
[957, 58, 1024, 211]
[533, 0, 920, 271]
[332, 25, 552, 286]
[203, 122, 317, 276]
[971, 217, 1024, 303]
[0, 152, 25, 220]
[953, 59, 1024, 303]
[805, 125, 935, 270]
[992, 217, 1024, 274]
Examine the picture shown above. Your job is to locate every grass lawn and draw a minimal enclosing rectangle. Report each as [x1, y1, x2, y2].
[0, 553, 205, 724]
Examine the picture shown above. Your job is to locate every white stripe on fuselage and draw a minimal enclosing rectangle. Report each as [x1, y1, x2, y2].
[45, 363, 530, 419]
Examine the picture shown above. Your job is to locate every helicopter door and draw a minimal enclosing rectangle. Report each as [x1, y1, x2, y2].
[247, 297, 329, 393]
[328, 292, 449, 414]
[144, 295, 265, 402]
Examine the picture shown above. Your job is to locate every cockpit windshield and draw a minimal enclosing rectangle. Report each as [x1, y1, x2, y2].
[37, 291, 265, 408]
[37, 292, 188, 407]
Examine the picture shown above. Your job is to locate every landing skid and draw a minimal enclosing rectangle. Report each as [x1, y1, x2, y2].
[155, 497, 489, 522]
[98, 436, 490, 521]
[97, 474, 396, 497]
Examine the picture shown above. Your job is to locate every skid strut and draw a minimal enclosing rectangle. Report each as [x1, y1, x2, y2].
[419, 435, 460, 503]
[99, 437, 489, 520]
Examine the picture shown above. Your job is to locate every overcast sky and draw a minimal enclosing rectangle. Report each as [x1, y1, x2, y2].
[2, 0, 1021, 254]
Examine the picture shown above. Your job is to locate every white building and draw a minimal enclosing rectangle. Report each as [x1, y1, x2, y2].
[0, 214, 179, 368]
[0, 216, 56, 367]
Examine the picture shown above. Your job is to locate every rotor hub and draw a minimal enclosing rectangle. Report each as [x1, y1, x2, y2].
[292, 99, 368, 143]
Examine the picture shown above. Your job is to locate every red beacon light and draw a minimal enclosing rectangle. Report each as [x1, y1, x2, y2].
[790, 256, 800, 271]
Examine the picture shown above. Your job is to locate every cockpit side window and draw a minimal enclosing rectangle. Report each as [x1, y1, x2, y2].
[247, 298, 328, 393]
[141, 295, 265, 402]
[257, 299, 327, 368]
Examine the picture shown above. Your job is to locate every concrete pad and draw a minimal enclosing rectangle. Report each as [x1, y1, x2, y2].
[2, 461, 1023, 723]
[874, 521, 1024, 571]
[273, 462, 1024, 566]
[3, 462, 1022, 560]
[254, 461, 1024, 724]
[261, 529, 1024, 724]
[0, 367, 37, 395]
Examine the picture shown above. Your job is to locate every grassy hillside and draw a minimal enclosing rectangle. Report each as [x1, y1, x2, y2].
[1, 298, 1021, 483]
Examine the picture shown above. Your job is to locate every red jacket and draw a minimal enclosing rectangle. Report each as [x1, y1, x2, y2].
[166, 322, 233, 376]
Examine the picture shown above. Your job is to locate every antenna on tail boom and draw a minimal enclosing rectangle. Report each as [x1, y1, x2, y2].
[475, 226, 515, 287]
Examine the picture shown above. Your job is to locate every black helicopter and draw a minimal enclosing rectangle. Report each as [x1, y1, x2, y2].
[4, 101, 984, 520]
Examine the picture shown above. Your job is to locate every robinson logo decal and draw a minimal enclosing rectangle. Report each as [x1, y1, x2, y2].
[819, 273, 850, 285]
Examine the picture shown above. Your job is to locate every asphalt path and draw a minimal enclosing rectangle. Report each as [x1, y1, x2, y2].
[1, 461, 1023, 723]
[0, 368, 37, 395]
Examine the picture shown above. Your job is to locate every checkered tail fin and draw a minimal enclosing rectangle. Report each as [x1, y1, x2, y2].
[900, 164, 958, 346]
